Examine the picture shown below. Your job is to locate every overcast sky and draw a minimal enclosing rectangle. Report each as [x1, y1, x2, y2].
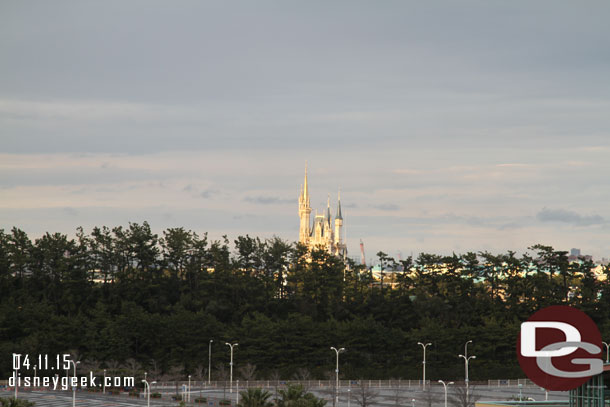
[2, 1, 610, 262]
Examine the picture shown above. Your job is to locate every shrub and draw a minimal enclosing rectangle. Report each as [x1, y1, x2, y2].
[0, 398, 36, 407]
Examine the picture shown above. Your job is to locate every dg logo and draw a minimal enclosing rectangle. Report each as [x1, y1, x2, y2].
[517, 305, 603, 391]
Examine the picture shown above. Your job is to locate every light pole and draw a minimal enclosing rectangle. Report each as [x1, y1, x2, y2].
[103, 369, 106, 394]
[69, 360, 80, 407]
[225, 342, 238, 393]
[188, 375, 191, 402]
[142, 379, 157, 407]
[458, 353, 476, 398]
[602, 341, 609, 363]
[438, 380, 454, 407]
[464, 340, 472, 359]
[417, 342, 431, 389]
[518, 384, 523, 401]
[330, 347, 345, 406]
[209, 339, 214, 385]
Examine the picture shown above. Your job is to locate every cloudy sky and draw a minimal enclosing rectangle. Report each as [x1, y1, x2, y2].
[2, 1, 610, 262]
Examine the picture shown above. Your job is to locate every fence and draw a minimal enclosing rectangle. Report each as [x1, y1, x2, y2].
[150, 378, 537, 390]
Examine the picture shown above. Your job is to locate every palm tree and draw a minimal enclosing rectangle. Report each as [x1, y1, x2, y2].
[238, 388, 274, 407]
[278, 384, 307, 407]
[278, 384, 326, 407]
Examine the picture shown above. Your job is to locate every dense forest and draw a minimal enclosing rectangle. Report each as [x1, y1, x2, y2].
[1, 222, 609, 381]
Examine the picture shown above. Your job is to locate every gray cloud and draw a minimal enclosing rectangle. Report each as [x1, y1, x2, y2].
[244, 196, 293, 205]
[370, 204, 400, 211]
[201, 189, 219, 199]
[536, 207, 605, 226]
[2, 2, 610, 154]
[62, 207, 79, 217]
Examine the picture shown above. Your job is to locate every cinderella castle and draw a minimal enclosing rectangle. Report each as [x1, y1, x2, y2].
[298, 165, 347, 258]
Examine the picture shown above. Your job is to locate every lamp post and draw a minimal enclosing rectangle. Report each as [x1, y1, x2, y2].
[209, 339, 214, 385]
[438, 380, 454, 407]
[518, 383, 523, 401]
[188, 375, 191, 402]
[417, 342, 432, 389]
[602, 341, 609, 363]
[69, 360, 80, 407]
[458, 353, 476, 398]
[103, 369, 106, 394]
[142, 379, 157, 407]
[330, 347, 345, 406]
[464, 340, 472, 359]
[225, 342, 238, 393]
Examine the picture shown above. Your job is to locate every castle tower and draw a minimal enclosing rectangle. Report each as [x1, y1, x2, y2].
[298, 165, 312, 243]
[326, 195, 333, 239]
[334, 190, 343, 248]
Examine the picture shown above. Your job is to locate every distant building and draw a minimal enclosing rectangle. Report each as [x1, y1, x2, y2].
[298, 165, 347, 258]
[568, 248, 593, 263]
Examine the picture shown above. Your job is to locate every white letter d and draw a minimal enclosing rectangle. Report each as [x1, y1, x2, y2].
[521, 321, 580, 357]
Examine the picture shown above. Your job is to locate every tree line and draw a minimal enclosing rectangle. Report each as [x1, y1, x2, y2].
[1, 222, 609, 381]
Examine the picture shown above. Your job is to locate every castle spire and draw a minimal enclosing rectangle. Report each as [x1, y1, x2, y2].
[334, 188, 344, 250]
[298, 162, 312, 243]
[336, 188, 343, 220]
[303, 162, 308, 203]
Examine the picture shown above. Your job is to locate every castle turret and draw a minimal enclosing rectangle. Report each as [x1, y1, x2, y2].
[298, 165, 311, 243]
[334, 190, 343, 247]
[326, 195, 332, 229]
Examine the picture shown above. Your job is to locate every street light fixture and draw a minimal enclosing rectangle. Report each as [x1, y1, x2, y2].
[209, 339, 214, 385]
[142, 379, 157, 407]
[464, 340, 473, 359]
[225, 342, 238, 393]
[417, 342, 432, 389]
[458, 353, 476, 398]
[330, 347, 346, 406]
[518, 383, 523, 401]
[602, 341, 609, 364]
[69, 360, 80, 407]
[438, 380, 454, 407]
